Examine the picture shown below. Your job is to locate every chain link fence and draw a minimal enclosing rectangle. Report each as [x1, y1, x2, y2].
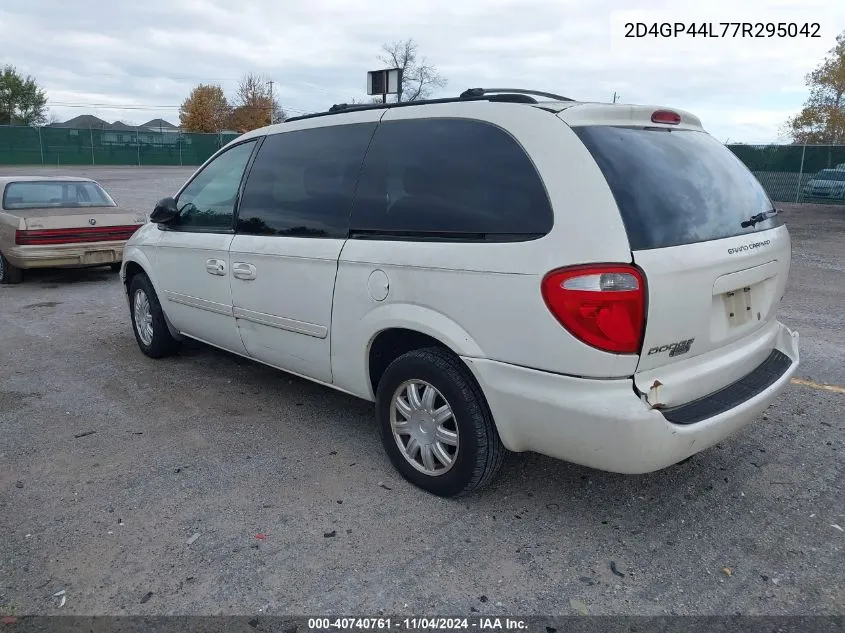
[726, 143, 845, 205]
[1, 126, 844, 205]
[0, 125, 241, 168]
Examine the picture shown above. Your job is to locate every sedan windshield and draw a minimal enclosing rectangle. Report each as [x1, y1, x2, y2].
[814, 170, 845, 181]
[3, 181, 116, 210]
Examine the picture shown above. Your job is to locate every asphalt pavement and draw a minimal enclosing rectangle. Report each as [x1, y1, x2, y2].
[0, 167, 843, 616]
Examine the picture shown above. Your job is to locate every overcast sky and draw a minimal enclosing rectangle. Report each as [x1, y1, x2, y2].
[2, 0, 844, 143]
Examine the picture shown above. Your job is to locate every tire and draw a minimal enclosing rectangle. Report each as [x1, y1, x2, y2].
[128, 272, 179, 358]
[376, 347, 505, 497]
[0, 252, 23, 284]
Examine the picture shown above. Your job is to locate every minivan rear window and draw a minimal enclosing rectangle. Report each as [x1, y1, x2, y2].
[573, 126, 782, 250]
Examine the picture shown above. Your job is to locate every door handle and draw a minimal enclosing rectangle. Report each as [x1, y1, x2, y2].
[206, 258, 226, 276]
[232, 262, 257, 281]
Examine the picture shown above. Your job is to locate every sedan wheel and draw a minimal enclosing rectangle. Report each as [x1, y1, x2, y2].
[0, 253, 23, 284]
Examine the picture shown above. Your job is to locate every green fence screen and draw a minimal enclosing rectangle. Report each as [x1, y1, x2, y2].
[1, 126, 844, 205]
[726, 143, 845, 205]
[0, 125, 241, 168]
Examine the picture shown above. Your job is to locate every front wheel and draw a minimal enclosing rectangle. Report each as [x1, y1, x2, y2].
[128, 273, 179, 358]
[0, 253, 23, 284]
[376, 347, 505, 497]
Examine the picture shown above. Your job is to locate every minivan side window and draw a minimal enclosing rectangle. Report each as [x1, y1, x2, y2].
[235, 123, 377, 238]
[350, 118, 553, 240]
[174, 140, 258, 231]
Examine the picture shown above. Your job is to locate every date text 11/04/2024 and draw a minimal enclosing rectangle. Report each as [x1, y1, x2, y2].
[308, 618, 528, 631]
[624, 22, 821, 38]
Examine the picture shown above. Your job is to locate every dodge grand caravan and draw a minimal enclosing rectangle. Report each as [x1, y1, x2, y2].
[121, 88, 800, 497]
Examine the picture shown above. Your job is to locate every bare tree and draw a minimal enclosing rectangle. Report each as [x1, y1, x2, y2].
[378, 38, 447, 102]
[348, 96, 384, 105]
[231, 73, 285, 131]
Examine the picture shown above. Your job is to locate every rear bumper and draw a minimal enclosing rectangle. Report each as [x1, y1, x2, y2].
[462, 321, 799, 474]
[4, 241, 125, 269]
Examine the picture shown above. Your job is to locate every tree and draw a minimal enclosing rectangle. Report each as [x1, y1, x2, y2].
[229, 73, 285, 132]
[179, 84, 231, 133]
[378, 38, 447, 102]
[348, 96, 384, 105]
[783, 30, 845, 144]
[0, 65, 47, 126]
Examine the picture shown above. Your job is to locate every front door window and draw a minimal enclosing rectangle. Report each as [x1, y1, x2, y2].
[174, 140, 257, 230]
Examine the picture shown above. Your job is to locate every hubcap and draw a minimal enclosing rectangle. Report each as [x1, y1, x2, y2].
[390, 380, 459, 476]
[133, 289, 154, 347]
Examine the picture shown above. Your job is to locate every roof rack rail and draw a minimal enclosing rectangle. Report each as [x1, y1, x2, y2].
[460, 88, 574, 102]
[284, 88, 572, 123]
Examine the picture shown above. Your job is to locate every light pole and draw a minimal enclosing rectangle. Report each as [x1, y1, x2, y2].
[268, 80, 274, 124]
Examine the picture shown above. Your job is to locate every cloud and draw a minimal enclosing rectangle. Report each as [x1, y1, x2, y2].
[1, 0, 843, 141]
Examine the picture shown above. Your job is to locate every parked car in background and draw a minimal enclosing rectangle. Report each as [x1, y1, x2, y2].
[803, 169, 845, 200]
[121, 89, 799, 497]
[0, 176, 146, 284]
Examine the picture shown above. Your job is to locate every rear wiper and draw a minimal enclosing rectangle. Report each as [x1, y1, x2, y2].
[741, 208, 778, 228]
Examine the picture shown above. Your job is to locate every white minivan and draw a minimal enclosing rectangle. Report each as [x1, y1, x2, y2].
[121, 88, 800, 497]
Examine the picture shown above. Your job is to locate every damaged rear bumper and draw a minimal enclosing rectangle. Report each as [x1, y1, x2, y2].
[461, 321, 799, 474]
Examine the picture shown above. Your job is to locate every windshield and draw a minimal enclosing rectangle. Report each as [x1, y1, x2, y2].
[814, 170, 845, 181]
[3, 180, 116, 210]
[573, 126, 782, 250]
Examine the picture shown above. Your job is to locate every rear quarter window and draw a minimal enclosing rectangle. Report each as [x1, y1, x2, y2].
[573, 126, 783, 250]
[350, 118, 553, 241]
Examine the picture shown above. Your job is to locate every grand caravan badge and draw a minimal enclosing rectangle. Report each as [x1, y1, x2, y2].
[728, 239, 771, 255]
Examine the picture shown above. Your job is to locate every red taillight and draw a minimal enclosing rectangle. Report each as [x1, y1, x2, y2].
[651, 110, 681, 125]
[15, 225, 142, 245]
[541, 265, 646, 354]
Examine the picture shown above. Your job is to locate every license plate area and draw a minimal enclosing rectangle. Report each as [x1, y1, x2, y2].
[710, 260, 781, 344]
[723, 285, 758, 327]
[83, 250, 117, 265]
[710, 275, 776, 343]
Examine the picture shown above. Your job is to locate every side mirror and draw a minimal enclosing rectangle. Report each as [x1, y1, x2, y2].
[150, 197, 180, 224]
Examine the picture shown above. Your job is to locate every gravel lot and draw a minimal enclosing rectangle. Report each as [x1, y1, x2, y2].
[1, 167, 843, 616]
